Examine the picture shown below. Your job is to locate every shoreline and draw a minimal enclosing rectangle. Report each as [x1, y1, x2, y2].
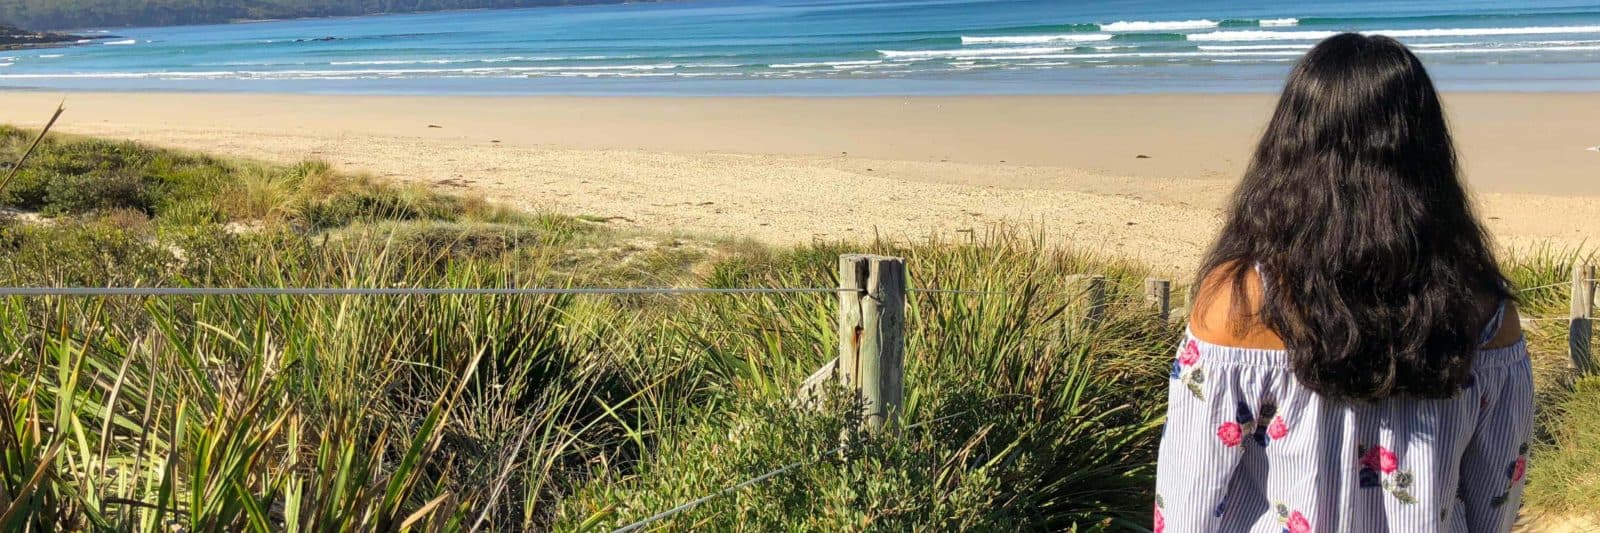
[1, 91, 1596, 273]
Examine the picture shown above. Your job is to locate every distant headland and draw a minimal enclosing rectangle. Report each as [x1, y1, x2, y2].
[0, 1, 659, 31]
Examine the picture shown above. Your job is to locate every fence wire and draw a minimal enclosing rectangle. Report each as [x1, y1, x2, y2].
[610, 409, 976, 533]
[1518, 281, 1573, 293]
[1516, 279, 1600, 293]
[0, 286, 1004, 298]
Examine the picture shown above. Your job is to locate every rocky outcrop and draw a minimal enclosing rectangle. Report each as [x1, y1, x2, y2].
[0, 23, 94, 50]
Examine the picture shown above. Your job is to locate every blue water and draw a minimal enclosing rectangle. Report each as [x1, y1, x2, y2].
[3, 0, 1600, 95]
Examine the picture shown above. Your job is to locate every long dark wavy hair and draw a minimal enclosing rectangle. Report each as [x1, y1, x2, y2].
[1197, 33, 1511, 401]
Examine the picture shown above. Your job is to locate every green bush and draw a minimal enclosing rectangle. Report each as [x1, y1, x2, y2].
[41, 167, 159, 215]
[300, 189, 463, 230]
[0, 126, 497, 231]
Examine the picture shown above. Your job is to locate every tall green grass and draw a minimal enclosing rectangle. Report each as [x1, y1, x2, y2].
[0, 221, 1177, 531]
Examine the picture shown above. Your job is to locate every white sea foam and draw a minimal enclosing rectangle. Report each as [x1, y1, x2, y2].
[1259, 18, 1300, 27]
[1198, 44, 1314, 51]
[960, 34, 1112, 44]
[770, 59, 883, 68]
[512, 64, 682, 71]
[1100, 19, 1218, 32]
[103, 39, 139, 46]
[329, 56, 548, 66]
[1188, 30, 1342, 42]
[37, 54, 64, 58]
[1214, 58, 1297, 63]
[950, 44, 1600, 64]
[1189, 25, 1600, 42]
[1524, 39, 1600, 46]
[1406, 42, 1486, 48]
[0, 63, 12, 68]
[1412, 44, 1600, 54]
[879, 46, 1068, 58]
[930, 50, 1308, 62]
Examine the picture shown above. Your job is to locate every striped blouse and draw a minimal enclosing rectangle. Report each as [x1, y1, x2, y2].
[1154, 303, 1534, 532]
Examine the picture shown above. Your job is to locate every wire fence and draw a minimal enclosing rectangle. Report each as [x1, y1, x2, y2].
[1517, 281, 1574, 293]
[1520, 279, 1600, 290]
[1515, 278, 1597, 322]
[0, 286, 1005, 297]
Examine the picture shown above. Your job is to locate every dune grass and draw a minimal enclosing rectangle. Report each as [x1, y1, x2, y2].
[0, 126, 1595, 530]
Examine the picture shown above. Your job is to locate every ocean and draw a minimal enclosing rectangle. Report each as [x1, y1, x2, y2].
[2, 0, 1600, 95]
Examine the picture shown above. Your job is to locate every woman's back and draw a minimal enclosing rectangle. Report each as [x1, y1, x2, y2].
[1155, 33, 1535, 532]
[1153, 269, 1533, 532]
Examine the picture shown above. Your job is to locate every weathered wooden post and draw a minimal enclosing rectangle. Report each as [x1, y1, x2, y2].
[1066, 274, 1107, 323]
[1572, 263, 1596, 374]
[837, 254, 906, 433]
[1145, 278, 1172, 323]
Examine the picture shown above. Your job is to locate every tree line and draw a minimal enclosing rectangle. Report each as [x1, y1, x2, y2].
[0, 0, 648, 30]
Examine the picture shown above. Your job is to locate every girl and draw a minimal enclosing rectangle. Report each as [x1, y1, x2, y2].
[1154, 34, 1533, 532]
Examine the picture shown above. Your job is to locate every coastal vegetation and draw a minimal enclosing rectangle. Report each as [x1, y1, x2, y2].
[0, 125, 1592, 529]
[0, 1, 652, 30]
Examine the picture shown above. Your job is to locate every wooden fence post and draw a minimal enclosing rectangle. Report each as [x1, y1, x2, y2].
[1066, 274, 1107, 323]
[1572, 263, 1596, 374]
[1145, 278, 1172, 323]
[837, 254, 906, 433]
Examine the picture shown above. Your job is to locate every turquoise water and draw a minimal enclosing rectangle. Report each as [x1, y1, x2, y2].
[3, 0, 1600, 94]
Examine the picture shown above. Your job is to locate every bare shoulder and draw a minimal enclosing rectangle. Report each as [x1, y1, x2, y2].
[1187, 264, 1523, 350]
[1188, 262, 1287, 350]
[1483, 300, 1524, 349]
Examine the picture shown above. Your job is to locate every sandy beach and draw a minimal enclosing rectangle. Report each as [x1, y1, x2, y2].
[1, 91, 1596, 274]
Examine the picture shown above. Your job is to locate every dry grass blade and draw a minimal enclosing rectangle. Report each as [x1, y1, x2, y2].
[0, 102, 65, 198]
[0, 441, 64, 527]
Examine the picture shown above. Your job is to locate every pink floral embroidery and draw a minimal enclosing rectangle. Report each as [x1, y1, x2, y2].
[1274, 503, 1312, 533]
[1492, 443, 1531, 508]
[1178, 339, 1201, 366]
[1171, 339, 1207, 400]
[1218, 422, 1243, 447]
[1154, 502, 1165, 533]
[1358, 445, 1418, 502]
[1379, 448, 1399, 474]
[1267, 416, 1289, 440]
[1359, 447, 1380, 470]
[1360, 445, 1399, 474]
[1286, 511, 1311, 533]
